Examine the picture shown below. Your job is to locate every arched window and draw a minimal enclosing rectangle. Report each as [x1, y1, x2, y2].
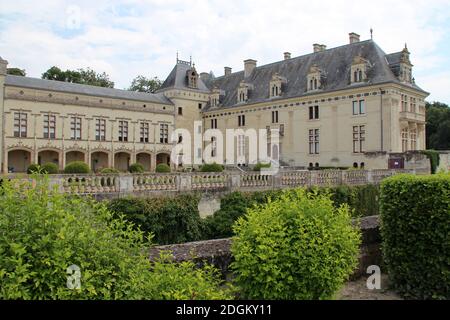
[360, 162, 365, 169]
[354, 71, 358, 82]
[314, 78, 317, 89]
[358, 70, 362, 82]
[353, 162, 358, 168]
[310, 79, 313, 90]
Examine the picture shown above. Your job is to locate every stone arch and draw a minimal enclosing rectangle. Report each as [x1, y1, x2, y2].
[136, 152, 152, 172]
[91, 151, 110, 173]
[37, 149, 60, 167]
[7, 149, 32, 173]
[114, 151, 131, 172]
[156, 152, 171, 166]
[65, 150, 86, 166]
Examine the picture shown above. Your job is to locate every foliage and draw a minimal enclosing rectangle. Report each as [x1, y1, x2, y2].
[0, 177, 230, 300]
[253, 162, 271, 171]
[425, 102, 450, 150]
[108, 194, 204, 245]
[42, 66, 114, 88]
[128, 75, 162, 93]
[155, 163, 171, 173]
[100, 168, 120, 174]
[421, 150, 440, 174]
[380, 174, 450, 300]
[27, 164, 42, 174]
[231, 189, 361, 299]
[41, 162, 59, 174]
[7, 68, 26, 76]
[129, 163, 145, 173]
[200, 163, 224, 172]
[64, 161, 90, 174]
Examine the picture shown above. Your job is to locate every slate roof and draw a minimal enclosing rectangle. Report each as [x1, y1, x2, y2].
[5, 75, 173, 105]
[202, 40, 427, 111]
[159, 62, 210, 92]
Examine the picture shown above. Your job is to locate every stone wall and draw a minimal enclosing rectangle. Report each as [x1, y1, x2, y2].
[149, 215, 382, 280]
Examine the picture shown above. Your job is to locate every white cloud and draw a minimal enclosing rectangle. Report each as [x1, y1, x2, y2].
[0, 0, 449, 101]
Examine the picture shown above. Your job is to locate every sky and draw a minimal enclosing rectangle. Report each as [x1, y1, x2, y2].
[0, 0, 449, 103]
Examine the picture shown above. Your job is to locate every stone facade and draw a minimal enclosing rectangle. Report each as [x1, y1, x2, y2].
[0, 32, 429, 173]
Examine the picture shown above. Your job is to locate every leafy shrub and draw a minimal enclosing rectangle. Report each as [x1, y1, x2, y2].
[27, 164, 42, 174]
[129, 163, 144, 173]
[231, 189, 361, 299]
[155, 163, 171, 173]
[380, 174, 450, 299]
[41, 162, 59, 174]
[64, 161, 90, 174]
[108, 195, 204, 245]
[200, 163, 224, 172]
[421, 150, 440, 174]
[0, 177, 230, 299]
[100, 168, 120, 174]
[253, 162, 271, 171]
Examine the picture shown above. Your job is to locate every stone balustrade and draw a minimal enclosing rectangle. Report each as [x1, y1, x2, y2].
[0, 168, 425, 197]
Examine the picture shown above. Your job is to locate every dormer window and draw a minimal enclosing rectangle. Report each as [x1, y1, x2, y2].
[210, 87, 224, 108]
[237, 81, 253, 104]
[187, 66, 199, 89]
[399, 45, 413, 83]
[269, 73, 286, 98]
[307, 64, 322, 92]
[350, 55, 369, 84]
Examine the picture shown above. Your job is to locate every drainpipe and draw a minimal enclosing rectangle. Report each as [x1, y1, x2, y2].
[379, 88, 384, 152]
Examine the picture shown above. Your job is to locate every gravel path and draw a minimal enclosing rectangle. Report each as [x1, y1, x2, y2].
[338, 274, 402, 300]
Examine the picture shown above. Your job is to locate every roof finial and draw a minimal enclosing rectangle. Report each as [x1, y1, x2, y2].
[190, 55, 192, 66]
[370, 27, 373, 40]
[176, 51, 179, 63]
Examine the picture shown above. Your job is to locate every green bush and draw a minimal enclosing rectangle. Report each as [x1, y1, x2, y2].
[64, 161, 90, 174]
[100, 168, 120, 174]
[421, 150, 440, 174]
[27, 164, 42, 174]
[380, 174, 450, 299]
[0, 177, 230, 300]
[253, 162, 271, 171]
[41, 162, 59, 174]
[108, 195, 204, 245]
[129, 163, 145, 173]
[155, 163, 171, 173]
[231, 189, 361, 299]
[200, 163, 224, 172]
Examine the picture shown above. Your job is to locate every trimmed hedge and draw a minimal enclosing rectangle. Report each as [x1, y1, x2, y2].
[64, 161, 90, 174]
[41, 162, 59, 174]
[27, 164, 41, 174]
[253, 162, 271, 171]
[108, 194, 204, 245]
[200, 163, 224, 172]
[380, 174, 450, 299]
[100, 168, 120, 174]
[421, 150, 440, 174]
[155, 163, 171, 173]
[129, 163, 144, 173]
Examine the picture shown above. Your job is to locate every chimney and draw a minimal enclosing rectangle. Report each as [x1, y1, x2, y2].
[349, 32, 360, 44]
[284, 52, 291, 60]
[200, 72, 209, 82]
[320, 44, 327, 51]
[0, 56, 8, 75]
[244, 59, 257, 78]
[313, 44, 321, 53]
[224, 66, 232, 76]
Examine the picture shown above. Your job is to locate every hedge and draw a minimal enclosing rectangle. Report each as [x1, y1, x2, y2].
[100, 168, 120, 174]
[129, 163, 145, 173]
[155, 163, 171, 173]
[200, 163, 224, 172]
[64, 161, 90, 174]
[421, 150, 440, 174]
[41, 162, 59, 174]
[27, 164, 42, 174]
[380, 173, 450, 299]
[253, 162, 271, 171]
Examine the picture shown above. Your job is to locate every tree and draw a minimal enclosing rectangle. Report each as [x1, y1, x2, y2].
[425, 101, 450, 150]
[128, 75, 162, 93]
[42, 66, 114, 88]
[7, 68, 26, 76]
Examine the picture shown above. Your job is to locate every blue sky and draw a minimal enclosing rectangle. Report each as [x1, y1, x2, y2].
[1, 0, 449, 103]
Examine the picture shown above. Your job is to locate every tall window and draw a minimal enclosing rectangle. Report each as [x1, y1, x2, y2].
[160, 124, 169, 143]
[238, 115, 245, 127]
[118, 121, 128, 142]
[43, 114, 56, 139]
[410, 97, 416, 113]
[211, 118, 217, 129]
[352, 100, 365, 115]
[140, 122, 149, 143]
[352, 125, 366, 153]
[401, 94, 408, 112]
[238, 135, 246, 157]
[178, 107, 183, 115]
[410, 129, 417, 150]
[70, 117, 82, 140]
[14, 112, 27, 138]
[353, 69, 363, 82]
[95, 119, 106, 141]
[401, 128, 409, 152]
[309, 105, 319, 119]
[272, 110, 279, 123]
[309, 129, 319, 154]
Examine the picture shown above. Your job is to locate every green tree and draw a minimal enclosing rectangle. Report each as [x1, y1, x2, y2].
[426, 101, 450, 150]
[128, 75, 162, 93]
[42, 67, 114, 88]
[7, 68, 26, 76]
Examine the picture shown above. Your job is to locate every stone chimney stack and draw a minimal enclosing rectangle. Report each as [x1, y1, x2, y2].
[0, 56, 8, 75]
[349, 32, 360, 44]
[200, 72, 209, 82]
[284, 52, 291, 60]
[313, 44, 321, 53]
[224, 66, 232, 76]
[244, 59, 257, 78]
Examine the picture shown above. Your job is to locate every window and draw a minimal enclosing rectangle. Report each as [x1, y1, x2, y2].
[410, 97, 416, 113]
[211, 118, 217, 129]
[95, 119, 106, 141]
[14, 112, 27, 138]
[70, 117, 82, 140]
[140, 122, 149, 143]
[352, 125, 366, 153]
[198, 103, 202, 110]
[410, 129, 417, 150]
[401, 94, 408, 112]
[309, 129, 319, 154]
[272, 111, 279, 123]
[238, 91, 246, 103]
[160, 124, 169, 143]
[309, 106, 319, 119]
[352, 100, 365, 115]
[178, 134, 183, 143]
[211, 137, 217, 157]
[238, 135, 245, 157]
[43, 114, 56, 139]
[238, 115, 245, 127]
[118, 121, 128, 142]
[178, 107, 183, 115]
[353, 68, 363, 82]
[401, 128, 409, 152]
